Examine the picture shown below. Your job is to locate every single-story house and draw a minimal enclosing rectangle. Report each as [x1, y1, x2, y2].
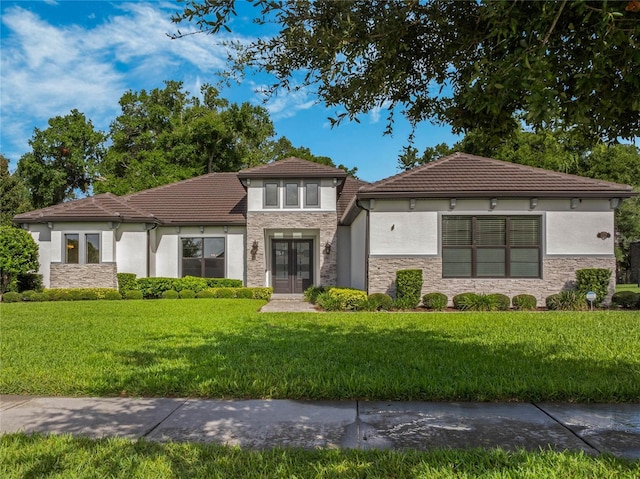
[14, 153, 637, 303]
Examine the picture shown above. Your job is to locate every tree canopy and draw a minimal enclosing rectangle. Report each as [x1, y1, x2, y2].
[173, 0, 640, 143]
[0, 155, 31, 226]
[0, 225, 39, 294]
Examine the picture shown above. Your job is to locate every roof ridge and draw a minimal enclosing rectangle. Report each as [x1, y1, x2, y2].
[124, 172, 238, 200]
[363, 153, 456, 190]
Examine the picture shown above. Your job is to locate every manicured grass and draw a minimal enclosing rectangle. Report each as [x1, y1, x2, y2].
[616, 284, 640, 293]
[2, 434, 638, 479]
[1, 300, 639, 402]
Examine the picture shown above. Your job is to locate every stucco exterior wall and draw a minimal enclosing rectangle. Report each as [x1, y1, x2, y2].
[115, 225, 148, 277]
[349, 210, 367, 291]
[246, 178, 338, 212]
[369, 211, 438, 256]
[336, 226, 351, 287]
[546, 211, 614, 255]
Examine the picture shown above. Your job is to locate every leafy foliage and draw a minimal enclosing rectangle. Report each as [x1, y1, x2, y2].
[576, 268, 612, 305]
[512, 294, 538, 311]
[422, 292, 448, 311]
[0, 225, 39, 294]
[303, 285, 326, 304]
[161, 290, 180, 299]
[546, 291, 587, 311]
[395, 269, 423, 309]
[1, 292, 22, 303]
[0, 154, 31, 225]
[116, 273, 138, 295]
[173, 1, 640, 143]
[124, 290, 144, 300]
[611, 291, 640, 309]
[367, 293, 393, 311]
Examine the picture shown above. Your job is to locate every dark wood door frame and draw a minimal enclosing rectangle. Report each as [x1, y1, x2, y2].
[271, 239, 313, 293]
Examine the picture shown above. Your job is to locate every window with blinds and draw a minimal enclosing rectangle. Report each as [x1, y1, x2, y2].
[442, 216, 541, 278]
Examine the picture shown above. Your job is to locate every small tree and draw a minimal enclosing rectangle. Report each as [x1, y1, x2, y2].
[0, 226, 39, 294]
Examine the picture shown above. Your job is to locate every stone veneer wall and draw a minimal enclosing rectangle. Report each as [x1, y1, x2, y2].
[50, 263, 118, 289]
[246, 211, 338, 287]
[368, 256, 616, 305]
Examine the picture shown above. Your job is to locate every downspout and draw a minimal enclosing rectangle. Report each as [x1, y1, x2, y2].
[355, 199, 371, 293]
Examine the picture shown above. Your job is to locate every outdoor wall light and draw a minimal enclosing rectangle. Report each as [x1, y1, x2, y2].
[409, 198, 416, 210]
[570, 198, 580, 209]
[251, 240, 259, 260]
[323, 242, 332, 255]
[199, 225, 205, 233]
[449, 198, 457, 210]
[530, 198, 538, 209]
[489, 198, 498, 210]
[610, 198, 620, 209]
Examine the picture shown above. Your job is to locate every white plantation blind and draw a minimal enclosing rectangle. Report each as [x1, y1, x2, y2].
[510, 217, 540, 246]
[442, 216, 472, 245]
[476, 217, 506, 246]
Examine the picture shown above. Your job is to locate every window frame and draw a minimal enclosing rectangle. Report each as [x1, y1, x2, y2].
[264, 181, 280, 208]
[441, 215, 541, 279]
[284, 181, 300, 208]
[303, 181, 320, 208]
[180, 236, 226, 278]
[64, 232, 101, 265]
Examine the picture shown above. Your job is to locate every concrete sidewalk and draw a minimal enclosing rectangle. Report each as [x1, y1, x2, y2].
[1, 396, 638, 459]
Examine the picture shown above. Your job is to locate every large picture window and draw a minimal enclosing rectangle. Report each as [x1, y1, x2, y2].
[182, 237, 225, 278]
[65, 233, 100, 264]
[442, 216, 541, 278]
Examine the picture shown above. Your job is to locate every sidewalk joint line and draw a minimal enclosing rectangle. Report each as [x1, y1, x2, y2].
[142, 398, 189, 438]
[532, 402, 601, 455]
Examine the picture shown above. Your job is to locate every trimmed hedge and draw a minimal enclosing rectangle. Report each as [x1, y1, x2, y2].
[395, 269, 423, 309]
[116, 273, 138, 295]
[453, 292, 475, 310]
[576, 268, 611, 305]
[611, 291, 640, 310]
[124, 290, 144, 300]
[174, 276, 208, 293]
[196, 290, 215, 299]
[104, 290, 123, 300]
[422, 292, 448, 311]
[488, 293, 511, 311]
[512, 294, 537, 311]
[206, 278, 243, 288]
[161, 290, 179, 299]
[367, 293, 393, 311]
[178, 289, 196, 299]
[2, 292, 22, 303]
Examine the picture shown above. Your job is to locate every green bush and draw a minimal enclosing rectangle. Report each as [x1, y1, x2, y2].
[17, 273, 43, 293]
[116, 273, 138, 295]
[161, 289, 179, 299]
[213, 288, 235, 298]
[316, 291, 342, 311]
[367, 293, 393, 311]
[458, 293, 494, 311]
[488, 293, 511, 311]
[81, 290, 99, 301]
[206, 278, 243, 288]
[576, 268, 611, 305]
[392, 297, 419, 310]
[178, 289, 196, 299]
[324, 288, 368, 311]
[104, 290, 122, 300]
[57, 291, 71, 301]
[137, 277, 175, 299]
[21, 290, 36, 301]
[43, 290, 59, 301]
[2, 292, 22, 303]
[452, 293, 475, 310]
[611, 291, 640, 309]
[30, 292, 46, 302]
[512, 294, 537, 311]
[174, 276, 208, 293]
[395, 269, 423, 309]
[124, 290, 144, 300]
[68, 290, 84, 301]
[546, 290, 587, 311]
[252, 287, 273, 301]
[196, 289, 215, 299]
[303, 285, 326, 304]
[422, 292, 448, 311]
[236, 287, 255, 299]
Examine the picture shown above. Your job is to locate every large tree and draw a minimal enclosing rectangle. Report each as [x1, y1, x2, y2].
[173, 1, 640, 143]
[0, 155, 31, 225]
[17, 110, 106, 209]
[0, 225, 39, 294]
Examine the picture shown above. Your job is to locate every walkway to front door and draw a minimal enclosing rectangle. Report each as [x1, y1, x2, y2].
[272, 239, 313, 294]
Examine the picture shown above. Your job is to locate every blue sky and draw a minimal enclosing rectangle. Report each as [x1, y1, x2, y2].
[0, 0, 461, 182]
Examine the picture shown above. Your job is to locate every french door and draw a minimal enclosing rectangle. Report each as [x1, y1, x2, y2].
[272, 239, 313, 293]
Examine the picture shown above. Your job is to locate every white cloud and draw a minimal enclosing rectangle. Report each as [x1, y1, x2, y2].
[252, 82, 316, 119]
[369, 100, 392, 124]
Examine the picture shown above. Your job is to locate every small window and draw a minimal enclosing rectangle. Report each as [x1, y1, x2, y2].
[285, 182, 299, 207]
[305, 182, 319, 207]
[265, 182, 279, 207]
[65, 234, 79, 264]
[86, 234, 100, 264]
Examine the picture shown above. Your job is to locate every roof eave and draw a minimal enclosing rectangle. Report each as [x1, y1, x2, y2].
[239, 171, 347, 179]
[357, 190, 637, 199]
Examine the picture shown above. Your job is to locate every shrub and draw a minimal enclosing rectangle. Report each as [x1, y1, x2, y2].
[576, 268, 612, 305]
[21, 290, 37, 301]
[178, 289, 196, 299]
[611, 291, 640, 309]
[392, 297, 419, 310]
[395, 269, 423, 309]
[252, 287, 273, 301]
[0, 225, 39, 294]
[116, 273, 138, 295]
[196, 289, 215, 299]
[315, 291, 342, 311]
[367, 293, 393, 311]
[206, 278, 243, 288]
[124, 290, 143, 300]
[104, 290, 122, 300]
[452, 293, 475, 310]
[236, 287, 255, 299]
[325, 288, 368, 311]
[488, 293, 511, 311]
[213, 288, 235, 298]
[68, 290, 84, 301]
[174, 276, 208, 293]
[17, 273, 43, 293]
[81, 290, 98, 301]
[30, 292, 46, 302]
[422, 292, 448, 311]
[57, 291, 71, 301]
[137, 278, 175, 299]
[546, 290, 587, 311]
[304, 285, 326, 304]
[44, 290, 60, 301]
[512, 294, 537, 311]
[2, 292, 22, 303]
[161, 289, 179, 299]
[460, 293, 495, 311]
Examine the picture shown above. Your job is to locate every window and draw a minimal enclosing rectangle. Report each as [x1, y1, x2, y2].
[442, 216, 540, 278]
[182, 237, 225, 278]
[65, 234, 79, 264]
[65, 233, 100, 264]
[305, 182, 320, 207]
[265, 181, 279, 207]
[285, 181, 299, 207]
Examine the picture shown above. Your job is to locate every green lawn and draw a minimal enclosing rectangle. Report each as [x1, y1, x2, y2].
[1, 300, 639, 402]
[616, 283, 640, 293]
[2, 434, 638, 479]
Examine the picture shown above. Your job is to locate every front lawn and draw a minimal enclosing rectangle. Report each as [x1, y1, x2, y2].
[616, 283, 640, 293]
[2, 434, 638, 479]
[1, 300, 638, 402]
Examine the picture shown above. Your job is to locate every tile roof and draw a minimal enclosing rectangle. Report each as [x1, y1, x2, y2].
[337, 176, 369, 220]
[239, 157, 348, 179]
[359, 152, 636, 198]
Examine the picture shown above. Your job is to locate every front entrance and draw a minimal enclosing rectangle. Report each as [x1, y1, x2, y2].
[272, 239, 313, 293]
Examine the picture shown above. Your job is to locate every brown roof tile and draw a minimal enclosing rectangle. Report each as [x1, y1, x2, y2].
[337, 176, 369, 221]
[239, 157, 348, 179]
[360, 152, 636, 198]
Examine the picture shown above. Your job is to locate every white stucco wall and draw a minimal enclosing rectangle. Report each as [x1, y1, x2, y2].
[226, 232, 245, 282]
[26, 224, 52, 287]
[369, 211, 438, 256]
[546, 211, 614, 255]
[116, 225, 148, 277]
[336, 226, 351, 287]
[350, 210, 367, 290]
[246, 178, 338, 212]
